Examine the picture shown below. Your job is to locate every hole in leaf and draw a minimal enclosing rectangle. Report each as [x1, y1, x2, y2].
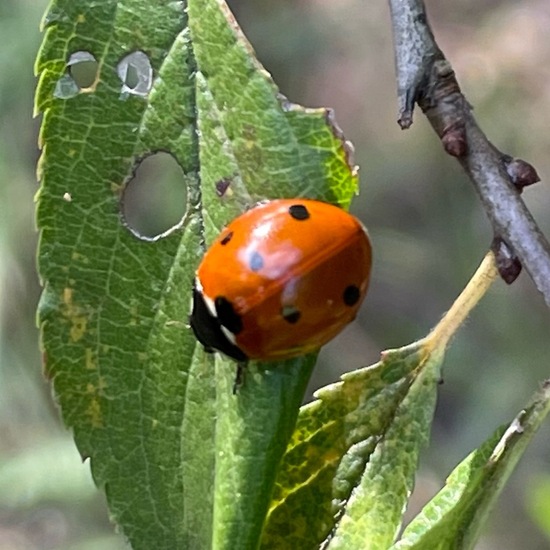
[54, 51, 99, 99]
[68, 52, 99, 88]
[117, 51, 153, 97]
[121, 152, 187, 239]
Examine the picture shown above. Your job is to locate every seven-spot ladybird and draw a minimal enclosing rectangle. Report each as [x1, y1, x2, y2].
[190, 199, 372, 362]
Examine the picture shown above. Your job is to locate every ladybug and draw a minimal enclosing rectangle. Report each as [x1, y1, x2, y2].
[190, 199, 372, 362]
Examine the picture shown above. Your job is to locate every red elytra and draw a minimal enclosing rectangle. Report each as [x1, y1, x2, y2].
[190, 199, 372, 362]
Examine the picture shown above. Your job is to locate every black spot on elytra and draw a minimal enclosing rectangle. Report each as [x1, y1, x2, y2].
[215, 296, 243, 334]
[343, 285, 361, 307]
[249, 251, 264, 272]
[220, 231, 233, 245]
[281, 305, 301, 324]
[288, 204, 310, 221]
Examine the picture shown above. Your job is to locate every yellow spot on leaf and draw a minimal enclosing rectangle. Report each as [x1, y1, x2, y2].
[85, 348, 96, 369]
[321, 447, 341, 465]
[63, 287, 73, 304]
[85, 378, 107, 428]
[86, 397, 103, 428]
[62, 287, 88, 342]
[97, 377, 107, 392]
[70, 316, 87, 342]
[110, 181, 124, 195]
[77, 14, 86, 23]
[71, 251, 89, 263]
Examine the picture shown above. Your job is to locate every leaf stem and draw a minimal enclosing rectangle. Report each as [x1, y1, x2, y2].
[426, 252, 499, 351]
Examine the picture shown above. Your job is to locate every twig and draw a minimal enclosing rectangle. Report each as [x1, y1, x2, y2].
[387, 0, 550, 307]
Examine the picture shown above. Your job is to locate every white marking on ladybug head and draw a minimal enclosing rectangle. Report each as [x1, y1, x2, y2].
[196, 277, 217, 318]
[221, 325, 237, 345]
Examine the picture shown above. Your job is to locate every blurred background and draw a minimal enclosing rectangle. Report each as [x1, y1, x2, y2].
[2, 0, 550, 548]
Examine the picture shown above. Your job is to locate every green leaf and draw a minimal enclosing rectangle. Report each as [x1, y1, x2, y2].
[261, 340, 444, 549]
[35, 1, 358, 549]
[394, 382, 550, 550]
[525, 473, 550, 543]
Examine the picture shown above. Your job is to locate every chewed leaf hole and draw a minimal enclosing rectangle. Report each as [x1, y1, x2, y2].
[121, 152, 188, 239]
[54, 51, 99, 99]
[117, 51, 153, 97]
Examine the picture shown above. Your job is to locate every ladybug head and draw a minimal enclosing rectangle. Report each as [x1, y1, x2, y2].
[189, 280, 248, 362]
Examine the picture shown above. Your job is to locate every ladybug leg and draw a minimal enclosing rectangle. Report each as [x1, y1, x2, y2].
[232, 361, 248, 394]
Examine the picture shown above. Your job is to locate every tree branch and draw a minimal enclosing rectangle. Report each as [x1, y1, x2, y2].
[388, 0, 550, 307]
